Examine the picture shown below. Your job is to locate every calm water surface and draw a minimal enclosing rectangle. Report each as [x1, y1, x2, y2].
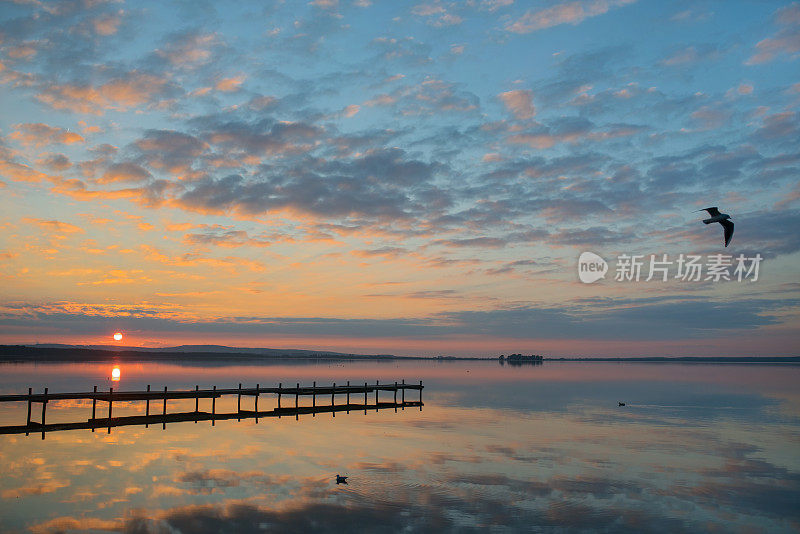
[0, 360, 798, 533]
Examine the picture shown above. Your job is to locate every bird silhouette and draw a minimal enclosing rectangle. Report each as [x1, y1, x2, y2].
[336, 474, 348, 484]
[698, 207, 734, 247]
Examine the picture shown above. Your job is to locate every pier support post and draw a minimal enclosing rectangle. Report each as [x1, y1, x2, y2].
[277, 383, 281, 418]
[162, 386, 167, 430]
[26, 387, 32, 436]
[394, 382, 397, 413]
[91, 385, 97, 431]
[420, 380, 423, 410]
[295, 383, 299, 421]
[211, 385, 216, 426]
[41, 387, 48, 440]
[312, 381, 316, 417]
[255, 384, 259, 424]
[332, 383, 335, 418]
[375, 380, 379, 412]
[107, 387, 112, 434]
[195, 385, 199, 423]
[237, 383, 242, 421]
[346, 381, 350, 413]
[145, 385, 150, 428]
[364, 382, 368, 415]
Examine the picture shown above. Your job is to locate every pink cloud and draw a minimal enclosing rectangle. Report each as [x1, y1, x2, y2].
[506, 0, 636, 34]
[91, 12, 123, 36]
[498, 89, 535, 119]
[746, 3, 800, 64]
[342, 104, 360, 117]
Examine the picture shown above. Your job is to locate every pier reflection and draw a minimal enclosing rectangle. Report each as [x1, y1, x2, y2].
[0, 380, 424, 439]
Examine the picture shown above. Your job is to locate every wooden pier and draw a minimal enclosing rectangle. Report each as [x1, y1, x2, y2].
[0, 380, 423, 439]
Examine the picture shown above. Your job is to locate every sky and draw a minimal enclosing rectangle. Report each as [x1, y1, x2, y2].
[0, 0, 798, 357]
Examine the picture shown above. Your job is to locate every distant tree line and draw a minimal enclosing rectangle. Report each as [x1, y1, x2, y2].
[498, 354, 543, 366]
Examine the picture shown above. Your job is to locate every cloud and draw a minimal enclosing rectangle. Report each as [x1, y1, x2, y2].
[6, 41, 39, 59]
[196, 118, 321, 157]
[30, 516, 119, 534]
[311, 0, 339, 8]
[215, 75, 245, 92]
[368, 78, 479, 116]
[140, 244, 266, 272]
[154, 31, 222, 68]
[660, 45, 720, 66]
[49, 176, 173, 207]
[21, 217, 85, 235]
[750, 112, 799, 142]
[37, 153, 71, 171]
[134, 129, 209, 174]
[183, 229, 274, 248]
[10, 123, 85, 147]
[507, 116, 594, 147]
[91, 12, 122, 36]
[341, 104, 360, 117]
[746, 2, 800, 64]
[505, 0, 636, 34]
[4, 294, 793, 342]
[0, 159, 54, 183]
[690, 105, 730, 130]
[98, 162, 152, 184]
[36, 71, 175, 114]
[498, 89, 535, 120]
[174, 148, 443, 220]
[411, 2, 464, 27]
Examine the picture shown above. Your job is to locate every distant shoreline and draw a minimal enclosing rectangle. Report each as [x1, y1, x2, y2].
[0, 345, 491, 362]
[545, 356, 800, 363]
[0, 346, 796, 363]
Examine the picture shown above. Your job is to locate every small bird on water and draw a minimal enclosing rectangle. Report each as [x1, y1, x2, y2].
[698, 207, 734, 247]
[336, 474, 348, 484]
[618, 402, 626, 407]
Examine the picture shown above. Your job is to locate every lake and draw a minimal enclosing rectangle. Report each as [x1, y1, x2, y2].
[0, 360, 798, 533]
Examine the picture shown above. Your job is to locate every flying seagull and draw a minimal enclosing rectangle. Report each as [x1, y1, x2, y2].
[698, 207, 734, 247]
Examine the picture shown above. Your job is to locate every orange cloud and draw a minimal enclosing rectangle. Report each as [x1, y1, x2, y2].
[0, 159, 54, 182]
[7, 42, 38, 59]
[216, 75, 245, 92]
[10, 123, 85, 147]
[22, 217, 85, 235]
[36, 72, 171, 114]
[30, 516, 120, 534]
[140, 244, 266, 272]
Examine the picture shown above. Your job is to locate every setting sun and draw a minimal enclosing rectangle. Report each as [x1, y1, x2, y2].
[111, 367, 121, 381]
[113, 333, 123, 341]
